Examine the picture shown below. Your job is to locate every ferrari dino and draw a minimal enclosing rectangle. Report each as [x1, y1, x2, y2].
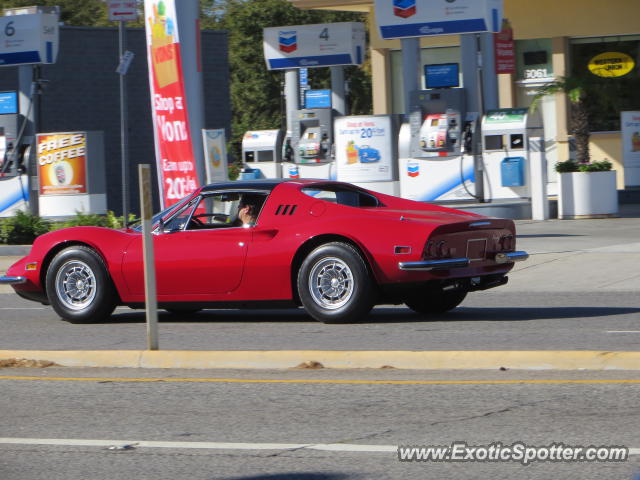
[1, 179, 528, 323]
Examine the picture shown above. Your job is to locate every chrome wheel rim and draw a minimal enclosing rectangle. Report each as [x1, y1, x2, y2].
[308, 256, 354, 310]
[55, 260, 97, 310]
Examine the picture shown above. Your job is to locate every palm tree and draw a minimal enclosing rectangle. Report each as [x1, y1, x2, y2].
[530, 76, 591, 164]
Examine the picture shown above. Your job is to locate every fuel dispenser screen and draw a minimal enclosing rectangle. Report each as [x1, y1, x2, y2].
[424, 63, 460, 89]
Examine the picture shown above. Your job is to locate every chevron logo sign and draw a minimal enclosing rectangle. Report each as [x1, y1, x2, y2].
[393, 0, 416, 18]
[279, 31, 297, 53]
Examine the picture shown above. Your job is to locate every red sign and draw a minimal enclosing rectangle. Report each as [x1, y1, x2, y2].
[145, 0, 199, 208]
[494, 19, 515, 75]
[108, 0, 138, 22]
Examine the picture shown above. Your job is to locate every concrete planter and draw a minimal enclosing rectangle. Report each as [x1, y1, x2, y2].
[557, 171, 618, 219]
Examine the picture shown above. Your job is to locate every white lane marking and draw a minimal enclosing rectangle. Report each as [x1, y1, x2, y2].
[0, 437, 395, 452]
[0, 438, 637, 455]
[607, 331, 640, 333]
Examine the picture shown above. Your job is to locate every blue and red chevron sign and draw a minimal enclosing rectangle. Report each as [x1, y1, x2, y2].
[263, 23, 365, 71]
[278, 31, 297, 53]
[375, 0, 503, 40]
[393, 0, 416, 19]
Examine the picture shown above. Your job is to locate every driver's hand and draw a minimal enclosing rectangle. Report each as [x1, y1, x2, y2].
[238, 206, 253, 225]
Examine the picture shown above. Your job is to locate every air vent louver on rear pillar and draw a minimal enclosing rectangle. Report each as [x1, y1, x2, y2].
[275, 205, 297, 215]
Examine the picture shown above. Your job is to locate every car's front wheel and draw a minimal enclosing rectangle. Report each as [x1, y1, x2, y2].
[297, 242, 375, 324]
[46, 246, 117, 323]
[403, 285, 467, 315]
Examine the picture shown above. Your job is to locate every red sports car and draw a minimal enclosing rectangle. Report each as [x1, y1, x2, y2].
[1, 179, 527, 324]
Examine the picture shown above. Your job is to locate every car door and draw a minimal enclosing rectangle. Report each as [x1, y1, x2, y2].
[122, 192, 252, 298]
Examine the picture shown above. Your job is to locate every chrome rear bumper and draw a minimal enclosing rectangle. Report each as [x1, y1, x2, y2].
[0, 275, 27, 285]
[399, 251, 529, 271]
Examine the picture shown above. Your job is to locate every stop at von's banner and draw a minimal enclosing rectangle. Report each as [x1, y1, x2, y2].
[144, 0, 199, 208]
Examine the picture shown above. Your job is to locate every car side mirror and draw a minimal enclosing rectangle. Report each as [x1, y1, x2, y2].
[158, 218, 179, 234]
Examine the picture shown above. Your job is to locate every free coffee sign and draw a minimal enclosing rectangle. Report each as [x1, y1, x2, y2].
[144, 0, 199, 208]
[37, 132, 87, 196]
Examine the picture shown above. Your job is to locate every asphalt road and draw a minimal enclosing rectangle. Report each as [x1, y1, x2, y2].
[1, 290, 639, 351]
[1, 368, 639, 480]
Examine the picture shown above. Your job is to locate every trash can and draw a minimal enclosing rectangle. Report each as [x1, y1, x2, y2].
[240, 168, 262, 180]
[500, 157, 525, 187]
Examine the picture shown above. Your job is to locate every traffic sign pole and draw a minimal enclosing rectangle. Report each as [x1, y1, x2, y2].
[139, 164, 159, 351]
[118, 20, 130, 226]
[109, 1, 137, 224]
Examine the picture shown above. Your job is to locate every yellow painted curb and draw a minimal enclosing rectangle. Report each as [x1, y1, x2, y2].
[0, 350, 639, 370]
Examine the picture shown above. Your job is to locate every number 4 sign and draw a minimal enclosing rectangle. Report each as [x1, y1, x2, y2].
[263, 22, 365, 70]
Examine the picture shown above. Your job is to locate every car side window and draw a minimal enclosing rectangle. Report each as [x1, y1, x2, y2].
[184, 191, 268, 230]
[301, 186, 380, 207]
[184, 193, 239, 230]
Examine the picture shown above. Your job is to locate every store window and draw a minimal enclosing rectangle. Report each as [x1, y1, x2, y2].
[515, 39, 553, 82]
[570, 35, 640, 132]
[390, 46, 461, 113]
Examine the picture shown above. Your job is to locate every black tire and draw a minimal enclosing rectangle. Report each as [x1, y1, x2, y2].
[403, 287, 467, 315]
[45, 246, 117, 323]
[297, 242, 375, 324]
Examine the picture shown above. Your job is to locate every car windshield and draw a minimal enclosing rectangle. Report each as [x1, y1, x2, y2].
[129, 195, 192, 232]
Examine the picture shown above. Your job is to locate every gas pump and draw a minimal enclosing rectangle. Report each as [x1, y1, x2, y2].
[0, 114, 26, 176]
[0, 113, 30, 216]
[399, 88, 480, 202]
[409, 88, 467, 159]
[481, 107, 544, 201]
[241, 129, 284, 179]
[293, 108, 334, 163]
[283, 108, 337, 180]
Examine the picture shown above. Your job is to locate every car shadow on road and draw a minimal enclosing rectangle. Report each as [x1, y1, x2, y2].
[365, 306, 640, 324]
[106, 305, 640, 325]
[517, 233, 584, 238]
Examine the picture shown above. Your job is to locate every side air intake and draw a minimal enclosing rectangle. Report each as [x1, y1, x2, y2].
[275, 204, 297, 215]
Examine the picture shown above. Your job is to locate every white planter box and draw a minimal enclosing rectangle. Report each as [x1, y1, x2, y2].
[558, 171, 618, 219]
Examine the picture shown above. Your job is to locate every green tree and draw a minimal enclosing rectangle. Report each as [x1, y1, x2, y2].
[531, 76, 591, 164]
[212, 0, 371, 159]
[0, 0, 117, 26]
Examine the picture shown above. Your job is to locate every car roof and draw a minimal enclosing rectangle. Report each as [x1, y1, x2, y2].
[200, 178, 339, 193]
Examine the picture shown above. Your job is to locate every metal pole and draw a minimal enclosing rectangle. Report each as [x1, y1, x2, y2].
[139, 164, 159, 350]
[401, 37, 420, 115]
[284, 69, 299, 136]
[18, 65, 37, 215]
[119, 21, 129, 225]
[330, 66, 346, 116]
[461, 33, 486, 203]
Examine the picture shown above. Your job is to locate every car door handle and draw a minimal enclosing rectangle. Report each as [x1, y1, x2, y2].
[253, 229, 279, 241]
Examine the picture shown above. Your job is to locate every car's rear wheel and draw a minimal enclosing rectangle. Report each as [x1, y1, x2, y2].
[297, 242, 375, 324]
[403, 285, 467, 315]
[46, 246, 117, 323]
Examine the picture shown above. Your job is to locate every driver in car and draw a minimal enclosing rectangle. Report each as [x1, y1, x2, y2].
[234, 194, 264, 227]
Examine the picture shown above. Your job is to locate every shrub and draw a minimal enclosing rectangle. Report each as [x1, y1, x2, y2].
[555, 159, 613, 173]
[578, 160, 612, 172]
[228, 162, 242, 181]
[0, 210, 51, 244]
[555, 160, 579, 173]
[51, 210, 138, 230]
[59, 211, 110, 228]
